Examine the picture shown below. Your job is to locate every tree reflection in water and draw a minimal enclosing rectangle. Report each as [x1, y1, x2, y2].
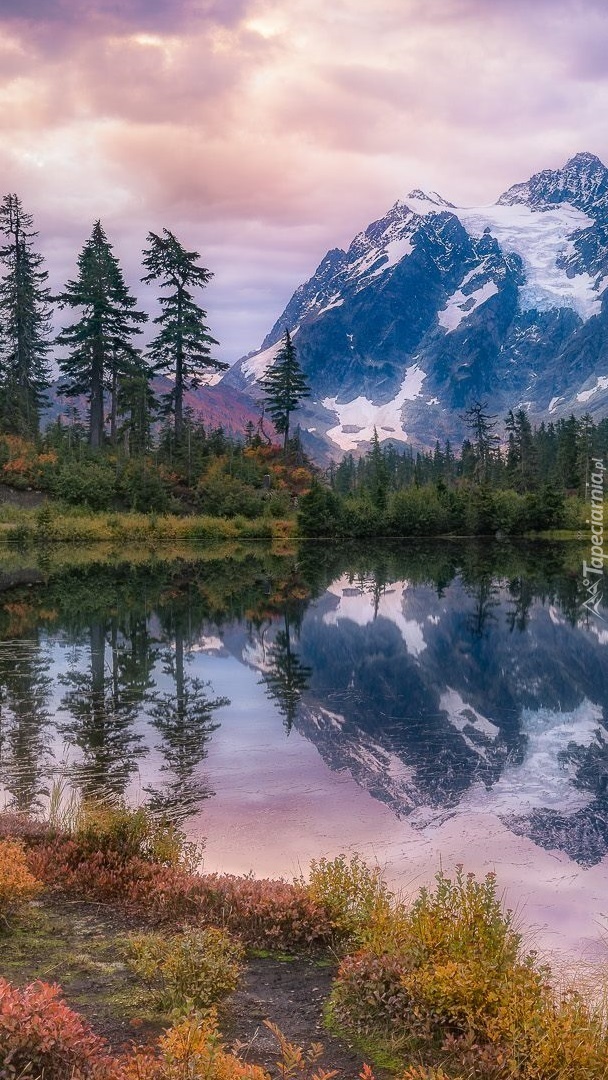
[0, 539, 606, 863]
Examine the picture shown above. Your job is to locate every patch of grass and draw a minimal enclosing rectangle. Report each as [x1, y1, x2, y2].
[248, 948, 301, 963]
[0, 503, 295, 544]
[323, 1009, 405, 1075]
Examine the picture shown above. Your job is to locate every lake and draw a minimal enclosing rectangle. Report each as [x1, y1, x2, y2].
[1, 538, 607, 964]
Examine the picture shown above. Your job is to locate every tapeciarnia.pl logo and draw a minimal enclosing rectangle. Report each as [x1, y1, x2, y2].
[582, 457, 606, 622]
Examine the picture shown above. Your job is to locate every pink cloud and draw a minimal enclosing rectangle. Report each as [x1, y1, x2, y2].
[0, 0, 607, 362]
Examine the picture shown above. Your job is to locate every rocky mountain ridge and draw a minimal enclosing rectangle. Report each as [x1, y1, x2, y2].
[224, 152, 608, 455]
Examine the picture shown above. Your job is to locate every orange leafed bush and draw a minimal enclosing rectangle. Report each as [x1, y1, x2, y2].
[123, 1014, 270, 1080]
[0, 979, 122, 1080]
[0, 838, 42, 923]
[0, 434, 57, 489]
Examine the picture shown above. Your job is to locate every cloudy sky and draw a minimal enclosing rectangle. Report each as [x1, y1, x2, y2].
[1, 0, 607, 363]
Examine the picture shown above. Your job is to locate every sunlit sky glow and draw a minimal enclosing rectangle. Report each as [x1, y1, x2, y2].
[2, 0, 608, 362]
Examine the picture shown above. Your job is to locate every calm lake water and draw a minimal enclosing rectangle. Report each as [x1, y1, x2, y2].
[1, 538, 607, 962]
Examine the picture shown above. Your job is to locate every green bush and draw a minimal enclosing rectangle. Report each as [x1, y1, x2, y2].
[337, 495, 382, 538]
[297, 479, 341, 536]
[303, 853, 394, 946]
[52, 460, 118, 510]
[118, 460, 169, 512]
[387, 487, 450, 536]
[196, 472, 287, 518]
[125, 926, 244, 1014]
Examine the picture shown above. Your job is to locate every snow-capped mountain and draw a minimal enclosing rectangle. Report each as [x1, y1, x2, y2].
[224, 152, 608, 454]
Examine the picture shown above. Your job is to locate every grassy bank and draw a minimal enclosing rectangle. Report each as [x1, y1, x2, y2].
[0, 497, 599, 546]
[0, 502, 295, 543]
[1, 806, 608, 1079]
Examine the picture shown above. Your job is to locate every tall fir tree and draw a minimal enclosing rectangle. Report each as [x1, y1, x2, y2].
[0, 194, 52, 436]
[56, 221, 148, 449]
[142, 228, 225, 441]
[462, 400, 500, 483]
[117, 355, 157, 455]
[259, 328, 311, 453]
[505, 408, 537, 492]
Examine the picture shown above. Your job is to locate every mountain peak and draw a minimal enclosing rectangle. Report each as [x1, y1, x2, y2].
[406, 189, 455, 208]
[564, 151, 605, 171]
[498, 151, 608, 212]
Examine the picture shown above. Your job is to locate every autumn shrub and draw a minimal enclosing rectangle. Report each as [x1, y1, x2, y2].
[328, 867, 608, 1078]
[0, 838, 42, 926]
[399, 1069, 455, 1080]
[328, 868, 541, 1061]
[326, 950, 413, 1038]
[263, 1019, 340, 1080]
[0, 435, 58, 490]
[0, 978, 122, 1080]
[71, 800, 189, 866]
[122, 1012, 270, 1080]
[303, 853, 395, 947]
[26, 839, 336, 950]
[0, 812, 50, 845]
[126, 926, 244, 1014]
[201, 872, 336, 951]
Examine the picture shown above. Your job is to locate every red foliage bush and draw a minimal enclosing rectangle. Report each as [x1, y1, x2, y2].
[328, 950, 413, 1036]
[0, 978, 122, 1079]
[0, 813, 52, 845]
[26, 840, 336, 952]
[202, 873, 335, 950]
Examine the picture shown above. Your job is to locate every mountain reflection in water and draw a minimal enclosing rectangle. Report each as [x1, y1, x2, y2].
[0, 539, 606, 866]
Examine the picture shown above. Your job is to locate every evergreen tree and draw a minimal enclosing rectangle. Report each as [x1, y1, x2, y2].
[462, 401, 500, 483]
[259, 329, 311, 453]
[368, 427, 389, 509]
[56, 222, 148, 449]
[0, 194, 52, 436]
[148, 629, 226, 820]
[505, 408, 537, 492]
[142, 229, 226, 440]
[117, 354, 157, 455]
[58, 619, 146, 800]
[555, 415, 581, 492]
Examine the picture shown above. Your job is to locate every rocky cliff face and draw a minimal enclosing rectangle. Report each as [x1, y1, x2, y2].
[224, 153, 608, 455]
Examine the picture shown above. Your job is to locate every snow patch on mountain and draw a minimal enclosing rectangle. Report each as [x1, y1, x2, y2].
[367, 236, 414, 278]
[576, 375, 608, 402]
[459, 701, 606, 816]
[343, 213, 417, 287]
[241, 341, 281, 381]
[440, 689, 499, 739]
[322, 364, 426, 451]
[439, 277, 499, 331]
[316, 295, 344, 315]
[455, 202, 600, 319]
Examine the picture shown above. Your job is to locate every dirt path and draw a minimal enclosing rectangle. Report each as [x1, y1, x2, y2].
[227, 956, 367, 1077]
[1, 899, 368, 1077]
